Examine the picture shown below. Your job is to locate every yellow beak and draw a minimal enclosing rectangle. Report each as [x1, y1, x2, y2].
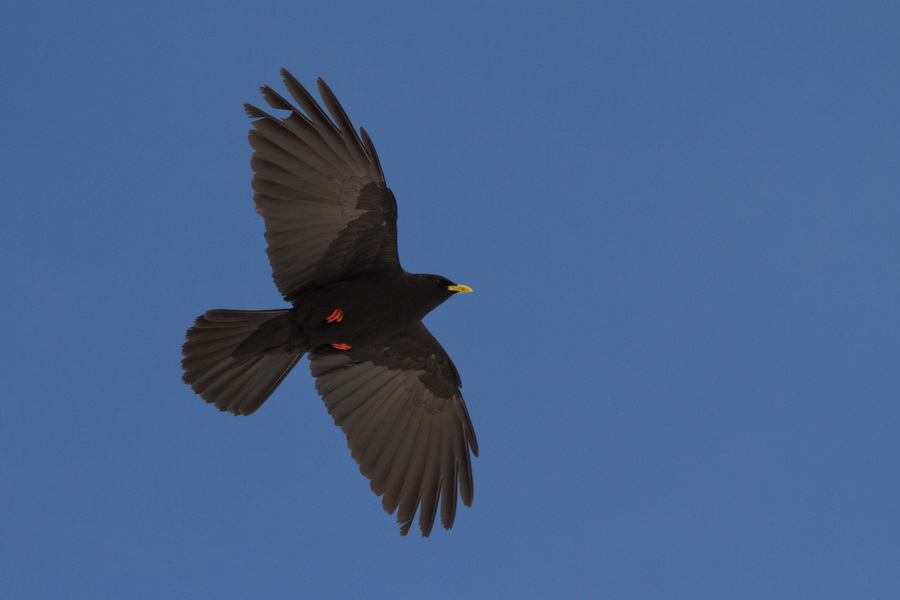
[448, 284, 473, 293]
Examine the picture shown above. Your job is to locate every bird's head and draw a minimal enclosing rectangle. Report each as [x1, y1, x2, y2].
[425, 274, 473, 296]
[407, 273, 472, 315]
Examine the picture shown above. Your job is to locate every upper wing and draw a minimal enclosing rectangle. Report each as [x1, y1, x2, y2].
[245, 70, 400, 302]
[308, 322, 479, 536]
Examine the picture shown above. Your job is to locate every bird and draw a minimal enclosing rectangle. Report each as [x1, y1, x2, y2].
[181, 69, 478, 536]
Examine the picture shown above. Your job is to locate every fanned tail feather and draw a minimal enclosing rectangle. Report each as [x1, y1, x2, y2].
[182, 309, 302, 415]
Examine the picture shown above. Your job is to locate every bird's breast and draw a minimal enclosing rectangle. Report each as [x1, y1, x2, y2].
[291, 278, 416, 348]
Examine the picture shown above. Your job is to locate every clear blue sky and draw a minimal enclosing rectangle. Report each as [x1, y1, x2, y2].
[2, 2, 898, 598]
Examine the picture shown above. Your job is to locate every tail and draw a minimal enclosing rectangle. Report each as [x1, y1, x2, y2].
[182, 309, 303, 415]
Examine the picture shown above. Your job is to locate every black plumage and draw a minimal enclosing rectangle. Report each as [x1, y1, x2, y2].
[181, 70, 477, 536]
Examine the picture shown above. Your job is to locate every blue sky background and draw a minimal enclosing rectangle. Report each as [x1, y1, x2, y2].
[2, 2, 898, 598]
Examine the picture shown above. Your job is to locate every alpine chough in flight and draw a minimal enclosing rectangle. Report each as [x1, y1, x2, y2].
[181, 70, 477, 536]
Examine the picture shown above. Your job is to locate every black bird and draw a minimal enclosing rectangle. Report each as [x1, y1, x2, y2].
[181, 70, 478, 536]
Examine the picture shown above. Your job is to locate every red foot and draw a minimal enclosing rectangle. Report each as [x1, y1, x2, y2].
[326, 308, 344, 323]
[331, 343, 352, 350]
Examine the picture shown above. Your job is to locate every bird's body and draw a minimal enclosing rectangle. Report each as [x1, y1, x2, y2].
[181, 70, 477, 536]
[236, 271, 465, 356]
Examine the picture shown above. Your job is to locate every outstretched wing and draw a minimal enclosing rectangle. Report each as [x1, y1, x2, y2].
[308, 322, 478, 536]
[245, 70, 400, 302]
